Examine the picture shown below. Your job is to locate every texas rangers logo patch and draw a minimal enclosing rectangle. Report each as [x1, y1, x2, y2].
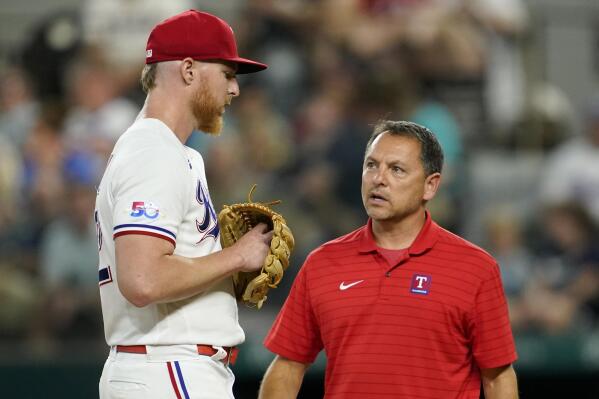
[410, 274, 432, 295]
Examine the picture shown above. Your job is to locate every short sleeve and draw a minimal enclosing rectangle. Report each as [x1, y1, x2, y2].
[111, 145, 188, 247]
[471, 263, 518, 369]
[264, 260, 323, 363]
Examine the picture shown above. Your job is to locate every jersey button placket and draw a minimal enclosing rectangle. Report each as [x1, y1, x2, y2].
[373, 253, 394, 301]
[381, 253, 409, 300]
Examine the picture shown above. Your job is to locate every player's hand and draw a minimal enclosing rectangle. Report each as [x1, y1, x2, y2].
[231, 223, 273, 272]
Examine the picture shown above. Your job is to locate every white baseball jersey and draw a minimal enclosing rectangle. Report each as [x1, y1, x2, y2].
[95, 118, 244, 347]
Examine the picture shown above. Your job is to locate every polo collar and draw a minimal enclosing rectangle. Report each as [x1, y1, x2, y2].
[358, 211, 440, 256]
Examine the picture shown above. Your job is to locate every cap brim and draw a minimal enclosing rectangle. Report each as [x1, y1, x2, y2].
[228, 57, 268, 74]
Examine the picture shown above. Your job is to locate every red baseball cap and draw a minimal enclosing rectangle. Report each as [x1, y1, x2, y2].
[145, 9, 267, 74]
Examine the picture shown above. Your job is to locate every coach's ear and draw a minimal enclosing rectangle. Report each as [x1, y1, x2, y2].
[423, 172, 441, 202]
[180, 57, 195, 85]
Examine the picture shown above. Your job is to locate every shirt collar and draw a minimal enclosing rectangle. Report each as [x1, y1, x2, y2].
[358, 211, 440, 256]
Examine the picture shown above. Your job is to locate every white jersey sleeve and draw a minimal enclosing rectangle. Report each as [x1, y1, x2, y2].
[110, 133, 188, 246]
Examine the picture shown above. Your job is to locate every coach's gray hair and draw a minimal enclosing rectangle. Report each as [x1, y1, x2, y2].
[140, 64, 157, 94]
[365, 120, 444, 176]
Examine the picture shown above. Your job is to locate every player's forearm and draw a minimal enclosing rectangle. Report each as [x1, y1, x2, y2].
[482, 365, 519, 399]
[143, 247, 243, 305]
[259, 356, 308, 399]
[116, 236, 243, 307]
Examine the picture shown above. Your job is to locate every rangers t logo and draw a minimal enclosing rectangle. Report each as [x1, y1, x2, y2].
[410, 274, 432, 295]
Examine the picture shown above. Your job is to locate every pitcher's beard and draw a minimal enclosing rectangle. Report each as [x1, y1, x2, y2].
[192, 80, 224, 135]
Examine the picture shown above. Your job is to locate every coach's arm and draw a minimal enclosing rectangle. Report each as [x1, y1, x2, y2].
[259, 355, 310, 399]
[481, 364, 518, 399]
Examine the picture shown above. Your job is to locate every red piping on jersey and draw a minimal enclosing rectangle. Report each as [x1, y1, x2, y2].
[166, 362, 183, 399]
[114, 230, 176, 247]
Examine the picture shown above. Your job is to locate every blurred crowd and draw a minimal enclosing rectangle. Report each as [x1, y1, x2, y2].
[0, 0, 598, 357]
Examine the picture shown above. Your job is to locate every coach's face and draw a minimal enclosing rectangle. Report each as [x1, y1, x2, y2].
[361, 132, 440, 224]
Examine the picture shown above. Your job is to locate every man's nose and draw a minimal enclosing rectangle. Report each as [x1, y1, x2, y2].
[229, 79, 240, 97]
[371, 169, 386, 185]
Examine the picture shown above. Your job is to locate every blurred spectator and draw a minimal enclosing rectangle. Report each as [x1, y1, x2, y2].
[410, 100, 463, 168]
[234, 85, 295, 174]
[62, 50, 138, 183]
[0, 134, 37, 340]
[21, 103, 68, 225]
[538, 95, 599, 222]
[19, 10, 81, 101]
[524, 202, 599, 333]
[293, 60, 384, 214]
[293, 160, 363, 241]
[0, 136, 28, 272]
[0, 66, 39, 149]
[31, 181, 102, 345]
[468, 0, 529, 136]
[0, 136, 21, 236]
[319, 0, 406, 60]
[404, 79, 465, 230]
[203, 132, 252, 208]
[485, 210, 533, 297]
[293, 74, 352, 153]
[402, 1, 486, 81]
[243, 1, 315, 115]
[0, 263, 39, 339]
[483, 208, 534, 332]
[510, 83, 575, 151]
[202, 85, 295, 209]
[39, 182, 98, 295]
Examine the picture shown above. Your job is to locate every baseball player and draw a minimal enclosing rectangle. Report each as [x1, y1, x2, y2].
[259, 121, 518, 399]
[95, 10, 271, 399]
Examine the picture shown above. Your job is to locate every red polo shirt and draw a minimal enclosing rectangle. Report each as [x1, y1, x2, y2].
[264, 212, 517, 398]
